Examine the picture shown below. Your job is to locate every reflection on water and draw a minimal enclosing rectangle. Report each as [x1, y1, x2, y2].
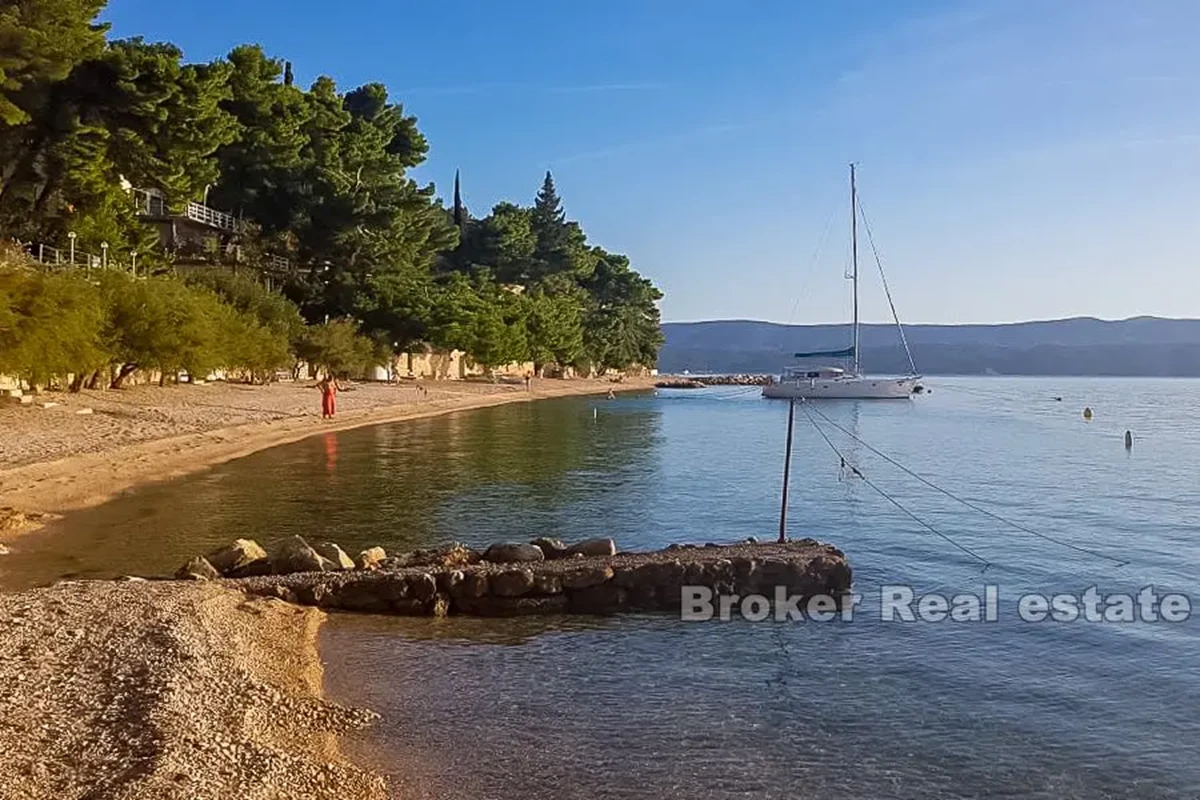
[7, 380, 1200, 797]
[0, 395, 662, 588]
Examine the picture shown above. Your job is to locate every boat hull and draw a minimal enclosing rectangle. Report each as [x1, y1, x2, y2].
[762, 375, 920, 399]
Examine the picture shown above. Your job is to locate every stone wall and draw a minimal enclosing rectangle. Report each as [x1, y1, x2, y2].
[196, 538, 853, 618]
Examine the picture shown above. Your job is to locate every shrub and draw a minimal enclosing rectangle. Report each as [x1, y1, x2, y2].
[0, 262, 106, 387]
[294, 319, 377, 378]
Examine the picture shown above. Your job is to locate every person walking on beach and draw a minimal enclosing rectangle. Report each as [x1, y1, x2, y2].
[316, 374, 343, 419]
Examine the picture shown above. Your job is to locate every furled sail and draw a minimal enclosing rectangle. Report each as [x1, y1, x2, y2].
[793, 346, 855, 359]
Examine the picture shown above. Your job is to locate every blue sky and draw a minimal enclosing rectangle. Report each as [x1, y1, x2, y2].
[101, 0, 1200, 325]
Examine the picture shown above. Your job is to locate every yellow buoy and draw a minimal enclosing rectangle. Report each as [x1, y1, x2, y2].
[1083, 407, 1093, 420]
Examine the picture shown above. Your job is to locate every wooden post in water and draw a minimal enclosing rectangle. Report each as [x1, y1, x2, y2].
[778, 397, 796, 543]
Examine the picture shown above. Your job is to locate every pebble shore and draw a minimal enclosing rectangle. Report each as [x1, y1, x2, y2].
[0, 581, 387, 800]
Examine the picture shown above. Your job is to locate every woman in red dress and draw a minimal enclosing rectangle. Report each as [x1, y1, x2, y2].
[316, 375, 343, 419]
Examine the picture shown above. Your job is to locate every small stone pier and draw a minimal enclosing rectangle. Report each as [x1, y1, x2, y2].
[182, 537, 852, 617]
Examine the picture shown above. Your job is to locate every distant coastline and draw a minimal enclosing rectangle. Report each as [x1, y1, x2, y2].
[660, 317, 1200, 376]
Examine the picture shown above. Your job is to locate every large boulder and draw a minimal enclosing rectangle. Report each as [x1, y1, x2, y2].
[565, 537, 617, 558]
[483, 543, 545, 564]
[355, 547, 387, 570]
[532, 573, 564, 594]
[313, 541, 355, 570]
[490, 568, 535, 597]
[530, 537, 568, 560]
[562, 565, 614, 590]
[204, 539, 267, 576]
[175, 556, 219, 581]
[268, 536, 336, 575]
[446, 571, 489, 604]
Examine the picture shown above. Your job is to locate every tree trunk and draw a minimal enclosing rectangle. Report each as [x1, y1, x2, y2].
[84, 370, 102, 390]
[69, 373, 86, 393]
[110, 364, 138, 389]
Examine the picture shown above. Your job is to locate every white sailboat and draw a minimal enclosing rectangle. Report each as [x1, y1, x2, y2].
[763, 164, 921, 400]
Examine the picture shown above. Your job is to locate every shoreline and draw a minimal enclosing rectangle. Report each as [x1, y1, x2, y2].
[0, 376, 653, 798]
[0, 377, 654, 539]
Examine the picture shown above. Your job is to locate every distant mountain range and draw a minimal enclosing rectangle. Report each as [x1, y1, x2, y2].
[659, 317, 1200, 376]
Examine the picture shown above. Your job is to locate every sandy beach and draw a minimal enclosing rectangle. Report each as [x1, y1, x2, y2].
[0, 376, 653, 538]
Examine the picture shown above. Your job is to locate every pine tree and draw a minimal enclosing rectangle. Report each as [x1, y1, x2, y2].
[0, 0, 107, 126]
[532, 170, 564, 228]
[530, 170, 570, 280]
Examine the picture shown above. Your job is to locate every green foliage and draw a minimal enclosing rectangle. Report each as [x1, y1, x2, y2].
[183, 268, 304, 343]
[0, 6, 663, 381]
[0, 0, 107, 125]
[294, 318, 376, 378]
[581, 251, 664, 372]
[526, 286, 583, 371]
[0, 260, 105, 384]
[98, 273, 224, 380]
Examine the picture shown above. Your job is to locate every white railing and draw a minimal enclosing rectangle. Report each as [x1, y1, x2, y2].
[16, 239, 120, 272]
[132, 188, 243, 233]
[184, 201, 240, 232]
[14, 237, 290, 278]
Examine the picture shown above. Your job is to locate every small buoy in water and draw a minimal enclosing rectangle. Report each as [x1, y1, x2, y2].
[1125, 430, 1133, 449]
[1053, 396, 1062, 402]
[1083, 407, 1093, 420]
[593, 407, 598, 420]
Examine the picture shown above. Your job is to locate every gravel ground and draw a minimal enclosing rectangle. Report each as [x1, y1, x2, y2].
[0, 580, 388, 800]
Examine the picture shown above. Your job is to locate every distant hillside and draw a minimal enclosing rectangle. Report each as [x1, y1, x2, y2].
[659, 318, 1200, 376]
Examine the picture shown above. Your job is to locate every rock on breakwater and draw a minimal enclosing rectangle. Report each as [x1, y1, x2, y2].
[656, 374, 773, 387]
[220, 539, 852, 618]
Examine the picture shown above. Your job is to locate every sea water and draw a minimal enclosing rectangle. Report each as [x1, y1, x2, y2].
[8, 378, 1199, 798]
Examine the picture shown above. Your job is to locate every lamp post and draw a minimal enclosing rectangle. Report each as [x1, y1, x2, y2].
[67, 232, 76, 266]
[100, 242, 108, 269]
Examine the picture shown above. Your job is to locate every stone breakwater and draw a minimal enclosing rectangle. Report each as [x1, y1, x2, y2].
[656, 374, 773, 388]
[174, 536, 852, 617]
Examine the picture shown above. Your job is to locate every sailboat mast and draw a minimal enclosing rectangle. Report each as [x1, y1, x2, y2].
[850, 163, 861, 375]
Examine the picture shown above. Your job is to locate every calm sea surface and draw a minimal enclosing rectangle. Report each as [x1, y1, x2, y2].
[5, 378, 1199, 798]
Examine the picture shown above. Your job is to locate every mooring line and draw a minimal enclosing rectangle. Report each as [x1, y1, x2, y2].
[798, 402, 993, 572]
[801, 399, 1128, 567]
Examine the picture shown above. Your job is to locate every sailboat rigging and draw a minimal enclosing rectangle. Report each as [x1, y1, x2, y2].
[763, 164, 922, 400]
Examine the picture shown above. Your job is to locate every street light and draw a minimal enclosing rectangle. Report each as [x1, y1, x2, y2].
[67, 232, 76, 266]
[100, 242, 108, 269]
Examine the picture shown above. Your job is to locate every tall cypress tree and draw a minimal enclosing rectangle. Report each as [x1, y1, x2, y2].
[453, 168, 464, 229]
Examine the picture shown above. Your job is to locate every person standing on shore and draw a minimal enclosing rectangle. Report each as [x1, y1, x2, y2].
[316, 375, 343, 419]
